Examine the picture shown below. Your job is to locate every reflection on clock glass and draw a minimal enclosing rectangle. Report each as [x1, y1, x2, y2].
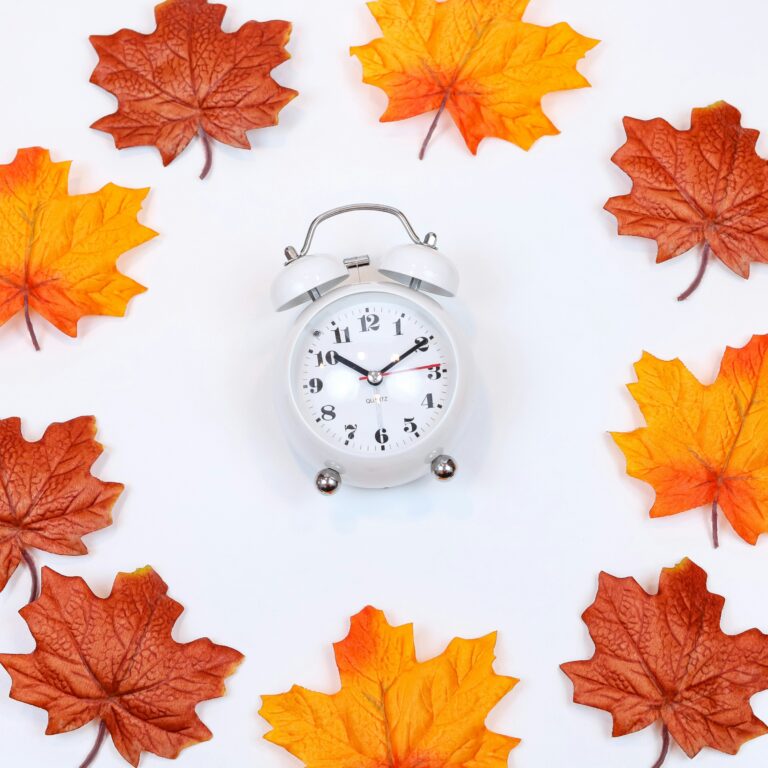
[291, 292, 457, 455]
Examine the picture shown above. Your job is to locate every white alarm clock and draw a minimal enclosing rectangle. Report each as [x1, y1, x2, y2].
[272, 204, 467, 494]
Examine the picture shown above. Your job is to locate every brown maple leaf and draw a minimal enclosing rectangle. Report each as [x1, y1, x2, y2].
[90, 0, 298, 179]
[0, 416, 122, 602]
[561, 559, 768, 767]
[606, 102, 768, 300]
[0, 567, 244, 766]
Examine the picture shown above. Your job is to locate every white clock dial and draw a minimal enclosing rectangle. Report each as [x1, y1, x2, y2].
[290, 292, 458, 456]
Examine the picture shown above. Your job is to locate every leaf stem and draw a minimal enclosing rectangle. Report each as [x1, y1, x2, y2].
[677, 243, 711, 301]
[199, 127, 213, 180]
[22, 292, 40, 351]
[79, 720, 107, 768]
[651, 725, 670, 768]
[20, 549, 39, 604]
[712, 495, 720, 549]
[419, 89, 451, 160]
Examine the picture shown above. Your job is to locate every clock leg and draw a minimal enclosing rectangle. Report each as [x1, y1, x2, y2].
[431, 455, 457, 481]
[315, 468, 342, 495]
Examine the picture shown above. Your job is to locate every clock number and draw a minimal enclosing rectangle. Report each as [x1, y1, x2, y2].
[375, 428, 389, 444]
[307, 378, 323, 394]
[403, 417, 417, 433]
[345, 424, 358, 440]
[421, 393, 435, 409]
[393, 318, 403, 336]
[359, 313, 380, 333]
[427, 365, 442, 380]
[320, 405, 336, 421]
[414, 336, 429, 352]
[315, 351, 338, 366]
[333, 326, 351, 344]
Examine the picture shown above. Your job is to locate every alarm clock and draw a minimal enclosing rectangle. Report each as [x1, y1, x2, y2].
[271, 204, 467, 494]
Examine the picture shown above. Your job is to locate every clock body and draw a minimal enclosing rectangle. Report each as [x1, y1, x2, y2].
[277, 282, 468, 489]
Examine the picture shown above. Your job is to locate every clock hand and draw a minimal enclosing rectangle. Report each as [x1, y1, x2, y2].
[331, 352, 371, 378]
[379, 339, 426, 375]
[358, 363, 440, 380]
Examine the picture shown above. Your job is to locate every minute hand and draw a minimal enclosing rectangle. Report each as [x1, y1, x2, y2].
[379, 340, 425, 375]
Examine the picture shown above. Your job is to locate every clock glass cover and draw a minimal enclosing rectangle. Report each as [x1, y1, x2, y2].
[290, 292, 458, 455]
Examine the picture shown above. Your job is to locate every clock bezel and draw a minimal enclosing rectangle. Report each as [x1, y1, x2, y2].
[276, 281, 468, 489]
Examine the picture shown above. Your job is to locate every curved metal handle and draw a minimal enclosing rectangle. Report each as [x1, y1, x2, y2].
[285, 204, 437, 262]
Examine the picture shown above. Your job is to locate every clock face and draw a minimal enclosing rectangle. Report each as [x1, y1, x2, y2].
[290, 291, 458, 456]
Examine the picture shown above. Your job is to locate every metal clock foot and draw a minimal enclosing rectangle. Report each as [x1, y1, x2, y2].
[431, 455, 457, 481]
[316, 468, 342, 495]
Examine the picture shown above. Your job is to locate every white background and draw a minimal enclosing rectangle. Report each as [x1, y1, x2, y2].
[1, 0, 768, 766]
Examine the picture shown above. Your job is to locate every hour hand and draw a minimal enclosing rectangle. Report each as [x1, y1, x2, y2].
[332, 352, 370, 378]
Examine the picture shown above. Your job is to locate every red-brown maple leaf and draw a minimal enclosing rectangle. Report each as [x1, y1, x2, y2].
[0, 567, 244, 766]
[561, 559, 768, 766]
[90, 0, 297, 178]
[0, 416, 122, 600]
[605, 102, 768, 299]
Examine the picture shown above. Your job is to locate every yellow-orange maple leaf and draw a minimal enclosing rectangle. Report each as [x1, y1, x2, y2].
[613, 335, 768, 547]
[260, 606, 518, 767]
[0, 148, 156, 349]
[351, 0, 598, 158]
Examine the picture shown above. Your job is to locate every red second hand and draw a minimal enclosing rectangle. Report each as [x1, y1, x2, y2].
[359, 363, 440, 380]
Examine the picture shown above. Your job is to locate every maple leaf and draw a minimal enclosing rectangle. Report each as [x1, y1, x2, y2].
[612, 335, 768, 548]
[606, 102, 768, 300]
[0, 147, 156, 350]
[90, 0, 298, 179]
[350, 0, 598, 159]
[260, 606, 518, 767]
[561, 558, 768, 767]
[0, 416, 122, 602]
[0, 567, 244, 767]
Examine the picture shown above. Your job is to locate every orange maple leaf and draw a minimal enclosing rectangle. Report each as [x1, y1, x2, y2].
[351, 0, 598, 158]
[90, 0, 298, 179]
[0, 416, 122, 600]
[0, 147, 156, 350]
[260, 606, 518, 767]
[612, 335, 768, 547]
[561, 559, 768, 766]
[606, 102, 768, 300]
[0, 567, 244, 766]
